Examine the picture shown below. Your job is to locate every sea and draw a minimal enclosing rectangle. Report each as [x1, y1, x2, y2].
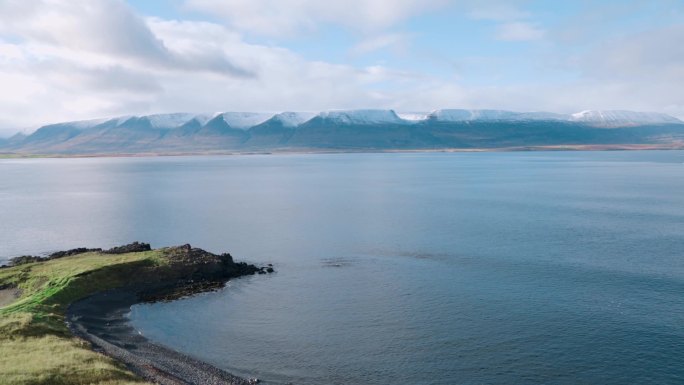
[1, 151, 684, 384]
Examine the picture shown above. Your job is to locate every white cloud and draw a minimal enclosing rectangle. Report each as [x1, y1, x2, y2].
[579, 24, 684, 81]
[0, 2, 429, 134]
[0, 0, 683, 136]
[496, 22, 545, 41]
[0, 0, 252, 77]
[467, 2, 546, 42]
[350, 33, 411, 56]
[183, 0, 448, 36]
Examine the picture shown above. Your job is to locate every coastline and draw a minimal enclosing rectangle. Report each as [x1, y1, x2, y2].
[0, 243, 272, 385]
[67, 288, 255, 385]
[1, 143, 684, 159]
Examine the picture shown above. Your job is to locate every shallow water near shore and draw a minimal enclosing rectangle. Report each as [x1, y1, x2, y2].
[2, 151, 684, 384]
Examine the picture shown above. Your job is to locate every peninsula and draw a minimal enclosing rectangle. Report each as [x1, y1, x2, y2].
[0, 243, 272, 385]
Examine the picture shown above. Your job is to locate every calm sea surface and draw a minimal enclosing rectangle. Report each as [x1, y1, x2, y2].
[2, 151, 684, 384]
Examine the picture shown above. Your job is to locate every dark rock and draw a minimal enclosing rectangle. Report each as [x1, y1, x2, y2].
[135, 245, 262, 303]
[8, 255, 47, 266]
[266, 267, 274, 273]
[7, 247, 102, 266]
[103, 242, 152, 254]
[9, 242, 146, 266]
[49, 248, 102, 259]
[220, 253, 235, 264]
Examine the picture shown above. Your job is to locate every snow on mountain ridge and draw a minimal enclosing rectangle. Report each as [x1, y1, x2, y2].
[427, 109, 683, 127]
[146, 113, 218, 128]
[317, 109, 405, 124]
[397, 112, 430, 122]
[218, 112, 274, 129]
[430, 109, 522, 121]
[54, 117, 111, 129]
[270, 112, 317, 127]
[145, 113, 195, 128]
[570, 110, 682, 127]
[27, 109, 684, 134]
[429, 109, 569, 122]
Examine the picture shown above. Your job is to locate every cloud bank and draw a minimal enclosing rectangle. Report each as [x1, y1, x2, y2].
[0, 0, 682, 135]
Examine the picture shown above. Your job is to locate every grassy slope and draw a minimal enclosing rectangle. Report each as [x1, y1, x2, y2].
[0, 251, 170, 385]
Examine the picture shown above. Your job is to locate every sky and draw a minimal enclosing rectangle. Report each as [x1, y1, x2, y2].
[0, 0, 683, 136]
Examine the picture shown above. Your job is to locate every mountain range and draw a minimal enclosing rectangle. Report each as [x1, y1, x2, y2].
[1, 109, 683, 154]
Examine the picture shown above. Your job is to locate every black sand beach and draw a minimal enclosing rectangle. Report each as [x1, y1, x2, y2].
[68, 289, 257, 385]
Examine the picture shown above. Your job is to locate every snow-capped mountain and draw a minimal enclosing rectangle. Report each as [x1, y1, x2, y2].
[315, 109, 405, 125]
[215, 112, 274, 129]
[57, 117, 112, 129]
[430, 109, 518, 121]
[424, 109, 684, 127]
[570, 110, 682, 127]
[24, 109, 681, 133]
[428, 109, 568, 122]
[147, 113, 214, 128]
[269, 112, 317, 127]
[3, 108, 682, 154]
[396, 112, 430, 121]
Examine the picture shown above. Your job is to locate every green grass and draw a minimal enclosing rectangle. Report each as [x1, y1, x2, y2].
[0, 250, 171, 385]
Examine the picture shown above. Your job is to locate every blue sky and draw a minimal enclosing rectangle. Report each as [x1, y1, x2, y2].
[0, 0, 682, 134]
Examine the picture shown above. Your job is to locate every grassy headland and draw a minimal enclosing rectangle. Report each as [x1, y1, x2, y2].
[0, 244, 263, 385]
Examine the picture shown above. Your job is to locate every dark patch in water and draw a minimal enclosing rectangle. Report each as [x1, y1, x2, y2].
[321, 258, 355, 268]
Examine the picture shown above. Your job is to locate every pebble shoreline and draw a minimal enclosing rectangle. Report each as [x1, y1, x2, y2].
[68, 289, 258, 385]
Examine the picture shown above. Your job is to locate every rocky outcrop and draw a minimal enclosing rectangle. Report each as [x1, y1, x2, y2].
[103, 242, 151, 254]
[65, 243, 273, 385]
[49, 247, 103, 259]
[136, 244, 267, 302]
[5, 255, 45, 267]
[5, 247, 103, 267]
[3, 243, 152, 267]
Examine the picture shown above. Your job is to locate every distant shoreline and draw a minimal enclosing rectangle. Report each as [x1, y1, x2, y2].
[2, 143, 684, 159]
